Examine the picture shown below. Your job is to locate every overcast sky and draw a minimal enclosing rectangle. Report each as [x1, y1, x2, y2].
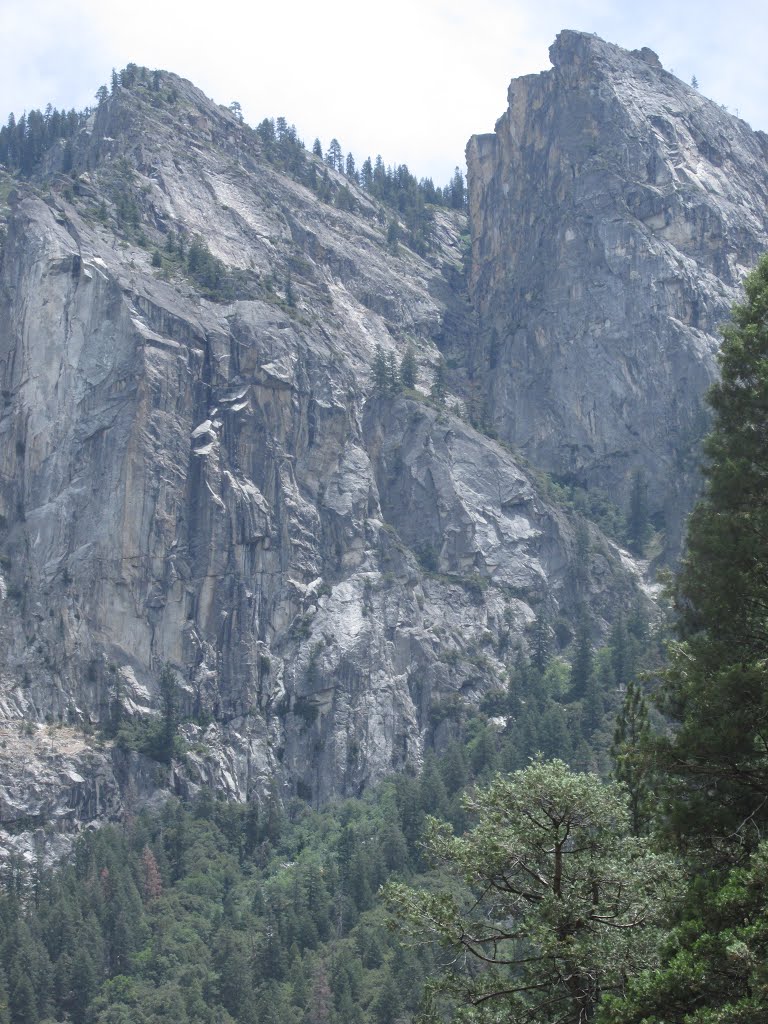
[1, 0, 764, 183]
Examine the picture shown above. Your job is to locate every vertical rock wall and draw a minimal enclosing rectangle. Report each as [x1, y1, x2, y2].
[467, 30, 768, 548]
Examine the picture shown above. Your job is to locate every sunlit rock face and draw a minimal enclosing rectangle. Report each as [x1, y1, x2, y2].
[467, 30, 768, 551]
[9, 29, 762, 854]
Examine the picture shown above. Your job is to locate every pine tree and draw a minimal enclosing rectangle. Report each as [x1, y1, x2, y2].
[569, 608, 593, 699]
[530, 612, 552, 674]
[609, 610, 631, 688]
[602, 255, 768, 1024]
[400, 345, 417, 389]
[371, 345, 389, 395]
[157, 662, 178, 763]
[431, 357, 447, 405]
[385, 761, 679, 1024]
[371, 969, 401, 1024]
[660, 254, 768, 846]
[325, 138, 343, 172]
[611, 680, 653, 835]
[627, 468, 651, 555]
[0, 969, 9, 1024]
[385, 351, 399, 394]
[571, 517, 590, 593]
[386, 218, 399, 253]
[360, 157, 373, 190]
[140, 846, 162, 901]
[8, 970, 36, 1024]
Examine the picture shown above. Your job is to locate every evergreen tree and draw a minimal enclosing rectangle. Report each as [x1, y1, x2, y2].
[371, 345, 389, 395]
[604, 255, 768, 1024]
[385, 761, 680, 1024]
[157, 662, 179, 763]
[431, 357, 447, 405]
[447, 166, 466, 209]
[284, 273, 295, 307]
[609, 610, 633, 689]
[419, 753, 448, 817]
[569, 608, 593, 699]
[627, 468, 651, 555]
[139, 846, 162, 901]
[611, 680, 653, 835]
[660, 253, 768, 847]
[360, 157, 373, 190]
[371, 969, 401, 1024]
[68, 948, 97, 1024]
[8, 970, 35, 1024]
[439, 740, 468, 796]
[399, 345, 417, 389]
[571, 517, 591, 593]
[385, 351, 399, 394]
[325, 138, 343, 172]
[386, 218, 399, 253]
[530, 612, 552, 674]
[312, 138, 323, 158]
[0, 969, 9, 1024]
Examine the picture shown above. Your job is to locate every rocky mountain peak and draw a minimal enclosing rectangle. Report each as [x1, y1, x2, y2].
[467, 32, 768, 552]
[2, 32, 764, 860]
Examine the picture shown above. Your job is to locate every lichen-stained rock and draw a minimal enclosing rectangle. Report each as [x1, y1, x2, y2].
[0, 64, 649, 858]
[466, 30, 768, 551]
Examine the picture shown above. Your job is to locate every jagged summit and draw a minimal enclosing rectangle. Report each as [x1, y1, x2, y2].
[466, 31, 768, 552]
[550, 29, 665, 70]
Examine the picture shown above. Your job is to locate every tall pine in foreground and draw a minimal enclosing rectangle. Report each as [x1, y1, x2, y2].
[602, 254, 768, 1024]
[660, 253, 768, 851]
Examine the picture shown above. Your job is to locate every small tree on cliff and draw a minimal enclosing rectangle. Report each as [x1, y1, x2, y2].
[157, 662, 179, 763]
[400, 345, 417, 390]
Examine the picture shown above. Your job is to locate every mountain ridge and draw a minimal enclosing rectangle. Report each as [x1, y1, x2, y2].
[1, 33, 763, 860]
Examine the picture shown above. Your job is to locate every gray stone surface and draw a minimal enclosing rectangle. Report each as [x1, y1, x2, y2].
[0, 61, 658, 858]
[466, 30, 768, 550]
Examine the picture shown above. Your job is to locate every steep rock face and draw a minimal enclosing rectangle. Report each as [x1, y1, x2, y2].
[467, 30, 768, 548]
[0, 72, 645, 854]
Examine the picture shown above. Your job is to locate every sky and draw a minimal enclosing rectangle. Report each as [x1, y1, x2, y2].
[1, 0, 765, 184]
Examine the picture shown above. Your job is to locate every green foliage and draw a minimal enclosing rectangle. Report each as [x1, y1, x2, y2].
[569, 607, 593, 699]
[115, 663, 181, 764]
[530, 612, 552, 674]
[659, 253, 768, 849]
[600, 843, 768, 1024]
[400, 345, 418, 390]
[185, 237, 236, 302]
[626, 468, 652, 556]
[0, 106, 87, 177]
[536, 474, 629, 546]
[601, 256, 768, 1023]
[430, 358, 447, 405]
[385, 760, 680, 1024]
[611, 679, 654, 835]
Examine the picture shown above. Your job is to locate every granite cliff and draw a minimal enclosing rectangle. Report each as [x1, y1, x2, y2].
[1, 32, 764, 857]
[467, 30, 768, 551]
